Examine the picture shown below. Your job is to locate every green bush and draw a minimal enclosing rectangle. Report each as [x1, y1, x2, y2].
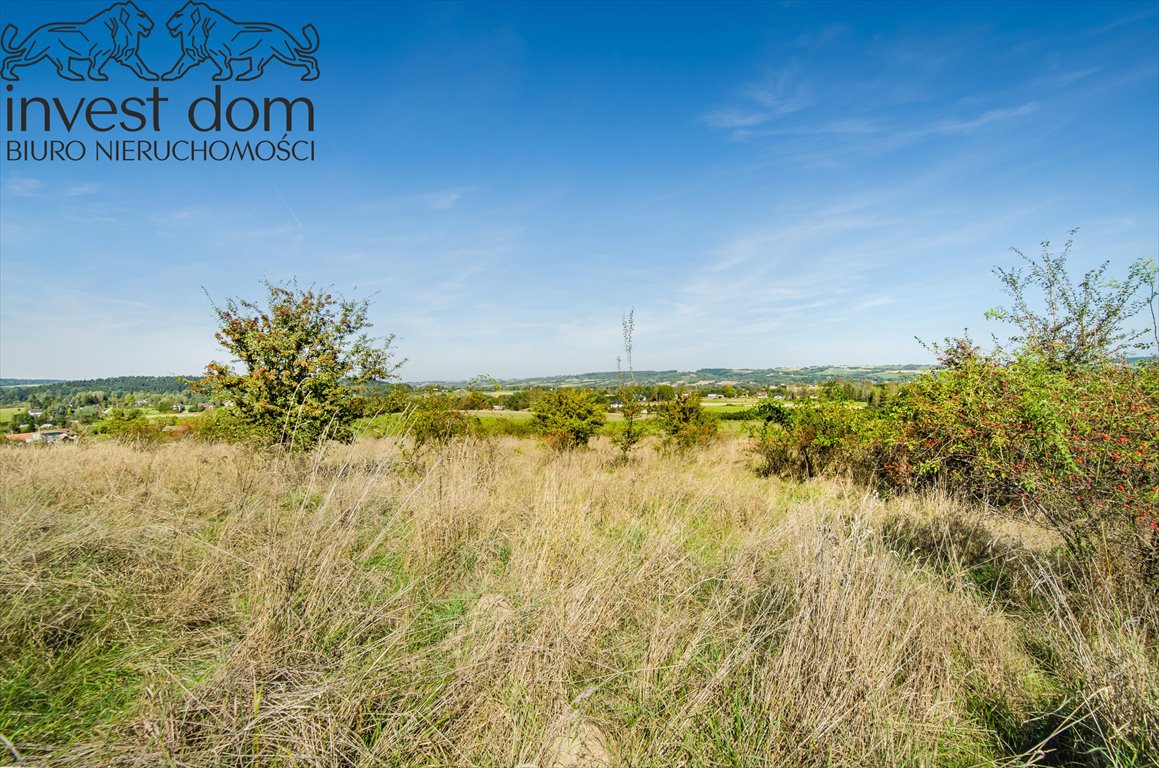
[717, 407, 757, 421]
[531, 389, 606, 450]
[89, 416, 163, 443]
[193, 280, 401, 450]
[502, 390, 532, 411]
[750, 398, 900, 483]
[455, 391, 495, 410]
[654, 390, 717, 451]
[406, 393, 476, 447]
[889, 352, 1158, 580]
[478, 416, 536, 438]
[193, 407, 266, 444]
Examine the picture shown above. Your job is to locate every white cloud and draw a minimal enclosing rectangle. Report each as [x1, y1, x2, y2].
[703, 109, 771, 130]
[929, 102, 1039, 135]
[420, 186, 475, 209]
[66, 182, 101, 196]
[4, 175, 43, 196]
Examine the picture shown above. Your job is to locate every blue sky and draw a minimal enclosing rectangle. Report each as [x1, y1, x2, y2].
[1, 0, 1156, 381]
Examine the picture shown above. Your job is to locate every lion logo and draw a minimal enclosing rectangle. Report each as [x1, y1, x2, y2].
[1, 1, 159, 81]
[161, 2, 319, 81]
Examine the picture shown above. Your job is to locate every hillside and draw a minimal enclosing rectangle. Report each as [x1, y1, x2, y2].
[0, 366, 929, 405]
[421, 364, 931, 389]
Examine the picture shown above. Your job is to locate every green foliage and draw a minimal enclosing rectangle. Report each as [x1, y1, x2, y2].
[361, 384, 412, 416]
[650, 384, 676, 401]
[193, 406, 264, 444]
[986, 231, 1155, 367]
[501, 390, 531, 411]
[613, 309, 646, 457]
[531, 388, 606, 450]
[455, 391, 494, 411]
[0, 376, 196, 405]
[193, 280, 401, 450]
[716, 407, 758, 421]
[88, 416, 163, 443]
[1142, 257, 1159, 353]
[751, 399, 899, 483]
[477, 415, 536, 438]
[406, 391, 476, 447]
[749, 234, 1159, 584]
[889, 351, 1158, 579]
[654, 390, 717, 450]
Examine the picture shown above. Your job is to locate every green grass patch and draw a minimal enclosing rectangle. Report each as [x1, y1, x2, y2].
[0, 630, 158, 748]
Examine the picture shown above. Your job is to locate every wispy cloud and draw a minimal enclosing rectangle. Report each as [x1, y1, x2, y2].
[741, 67, 814, 115]
[1095, 5, 1159, 35]
[66, 182, 101, 197]
[359, 186, 478, 212]
[1033, 67, 1101, 88]
[852, 295, 893, 312]
[928, 102, 1039, 135]
[703, 65, 812, 136]
[718, 100, 1040, 168]
[4, 175, 43, 196]
[418, 186, 476, 210]
[703, 109, 771, 130]
[149, 208, 203, 226]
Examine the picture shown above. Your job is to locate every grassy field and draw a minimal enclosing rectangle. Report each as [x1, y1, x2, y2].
[1, 436, 1154, 766]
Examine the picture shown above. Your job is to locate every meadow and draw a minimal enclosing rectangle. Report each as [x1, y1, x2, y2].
[1, 433, 1154, 767]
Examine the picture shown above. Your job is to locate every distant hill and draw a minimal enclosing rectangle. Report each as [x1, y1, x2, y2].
[0, 366, 933, 404]
[416, 365, 932, 390]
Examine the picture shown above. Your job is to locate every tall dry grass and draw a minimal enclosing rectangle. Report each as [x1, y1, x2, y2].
[0, 436, 1154, 766]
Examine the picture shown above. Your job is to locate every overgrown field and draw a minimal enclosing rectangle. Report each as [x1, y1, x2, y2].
[1, 437, 1155, 766]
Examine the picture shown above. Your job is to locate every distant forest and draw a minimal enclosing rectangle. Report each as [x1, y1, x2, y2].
[0, 376, 198, 403]
[0, 366, 932, 406]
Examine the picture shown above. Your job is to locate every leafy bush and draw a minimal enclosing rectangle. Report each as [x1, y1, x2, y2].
[612, 309, 646, 458]
[193, 280, 401, 450]
[455, 391, 495, 411]
[653, 390, 717, 451]
[406, 392, 476, 447]
[192, 407, 266, 444]
[531, 388, 606, 450]
[501, 390, 532, 411]
[750, 398, 900, 483]
[89, 416, 163, 443]
[986, 231, 1155, 367]
[362, 384, 412, 416]
[717, 407, 757, 421]
[478, 416, 537, 438]
[817, 236, 1159, 583]
[890, 352, 1158, 579]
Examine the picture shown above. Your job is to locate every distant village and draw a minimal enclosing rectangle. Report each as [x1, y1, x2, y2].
[1, 371, 915, 445]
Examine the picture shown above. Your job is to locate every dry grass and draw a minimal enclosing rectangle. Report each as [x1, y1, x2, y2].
[0, 436, 1154, 767]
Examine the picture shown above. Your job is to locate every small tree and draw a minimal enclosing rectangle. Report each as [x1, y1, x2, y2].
[655, 389, 716, 451]
[986, 230, 1154, 367]
[613, 309, 646, 457]
[407, 389, 474, 448]
[531, 388, 606, 450]
[503, 390, 531, 411]
[194, 280, 402, 450]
